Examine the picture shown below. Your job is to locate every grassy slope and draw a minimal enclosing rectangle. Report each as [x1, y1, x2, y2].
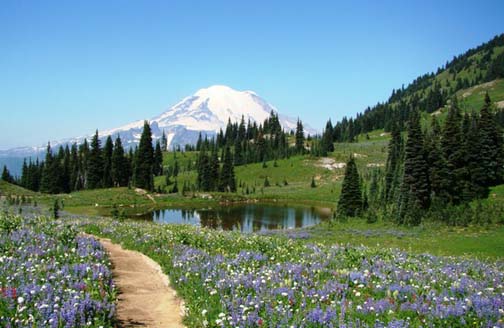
[393, 45, 504, 108]
[152, 129, 390, 207]
[0, 180, 37, 197]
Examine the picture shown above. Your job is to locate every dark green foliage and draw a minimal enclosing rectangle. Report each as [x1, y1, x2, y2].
[477, 93, 504, 186]
[102, 136, 114, 188]
[486, 51, 504, 80]
[398, 110, 430, 224]
[40, 143, 62, 194]
[320, 120, 335, 155]
[173, 160, 180, 177]
[134, 121, 155, 191]
[384, 123, 403, 202]
[263, 176, 270, 187]
[368, 169, 381, 206]
[87, 130, 103, 189]
[295, 119, 305, 154]
[196, 149, 212, 192]
[111, 136, 130, 187]
[69, 144, 79, 191]
[160, 130, 168, 151]
[1, 165, 14, 184]
[218, 146, 236, 192]
[441, 98, 465, 204]
[153, 141, 163, 176]
[462, 113, 488, 200]
[310, 176, 316, 188]
[209, 148, 219, 191]
[53, 199, 60, 219]
[171, 180, 178, 193]
[337, 157, 363, 217]
[425, 132, 451, 203]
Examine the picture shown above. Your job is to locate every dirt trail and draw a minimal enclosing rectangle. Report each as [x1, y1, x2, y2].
[98, 237, 185, 327]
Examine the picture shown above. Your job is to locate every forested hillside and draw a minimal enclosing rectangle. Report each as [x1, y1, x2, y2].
[327, 34, 504, 141]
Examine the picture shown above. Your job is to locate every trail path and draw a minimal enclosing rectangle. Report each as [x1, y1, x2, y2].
[98, 237, 185, 327]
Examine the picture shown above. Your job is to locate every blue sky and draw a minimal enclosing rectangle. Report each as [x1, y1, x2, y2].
[1, 0, 503, 149]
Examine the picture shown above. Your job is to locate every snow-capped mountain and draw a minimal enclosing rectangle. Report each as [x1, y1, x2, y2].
[0, 85, 315, 160]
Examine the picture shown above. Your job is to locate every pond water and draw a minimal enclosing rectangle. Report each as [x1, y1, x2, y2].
[136, 204, 331, 233]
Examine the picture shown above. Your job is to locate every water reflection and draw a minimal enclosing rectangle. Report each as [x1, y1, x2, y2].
[141, 204, 330, 233]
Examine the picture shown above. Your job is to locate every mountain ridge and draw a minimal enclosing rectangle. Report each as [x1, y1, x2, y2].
[0, 85, 313, 158]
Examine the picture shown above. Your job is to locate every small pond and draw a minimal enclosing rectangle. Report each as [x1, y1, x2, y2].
[136, 204, 332, 233]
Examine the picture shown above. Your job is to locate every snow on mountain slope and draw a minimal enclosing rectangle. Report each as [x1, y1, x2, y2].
[0, 85, 315, 158]
[152, 85, 280, 133]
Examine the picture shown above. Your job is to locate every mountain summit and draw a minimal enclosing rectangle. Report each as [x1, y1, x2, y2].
[101, 85, 303, 149]
[1, 85, 309, 158]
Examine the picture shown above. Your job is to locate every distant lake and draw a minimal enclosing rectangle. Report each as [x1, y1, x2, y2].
[137, 204, 332, 233]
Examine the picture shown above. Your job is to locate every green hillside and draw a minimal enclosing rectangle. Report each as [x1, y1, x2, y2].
[331, 34, 504, 140]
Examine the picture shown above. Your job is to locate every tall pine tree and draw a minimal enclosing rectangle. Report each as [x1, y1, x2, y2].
[134, 121, 155, 191]
[111, 136, 130, 187]
[398, 110, 430, 224]
[87, 130, 103, 189]
[102, 136, 114, 188]
[337, 157, 363, 217]
[219, 146, 236, 192]
[295, 119, 305, 154]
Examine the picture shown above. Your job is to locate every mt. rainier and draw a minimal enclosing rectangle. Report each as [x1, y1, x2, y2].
[104, 85, 310, 149]
[0, 85, 313, 159]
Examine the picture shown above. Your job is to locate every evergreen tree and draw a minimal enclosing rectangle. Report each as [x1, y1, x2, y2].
[61, 146, 71, 193]
[196, 149, 212, 191]
[442, 97, 465, 204]
[153, 141, 163, 176]
[295, 119, 305, 154]
[463, 113, 488, 200]
[87, 130, 103, 189]
[384, 123, 403, 202]
[134, 121, 155, 191]
[173, 159, 180, 177]
[1, 165, 14, 183]
[78, 139, 90, 190]
[425, 132, 451, 204]
[209, 147, 219, 191]
[102, 136, 114, 188]
[171, 180, 178, 193]
[219, 146, 236, 192]
[161, 130, 168, 150]
[368, 169, 380, 206]
[111, 136, 130, 187]
[53, 199, 60, 219]
[337, 157, 363, 217]
[399, 110, 430, 224]
[69, 143, 79, 191]
[20, 160, 28, 187]
[234, 138, 244, 166]
[40, 143, 61, 194]
[477, 93, 504, 186]
[320, 120, 335, 155]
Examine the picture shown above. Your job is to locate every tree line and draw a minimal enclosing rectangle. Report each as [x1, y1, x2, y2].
[321, 34, 504, 145]
[8, 121, 164, 194]
[193, 112, 307, 192]
[337, 93, 504, 225]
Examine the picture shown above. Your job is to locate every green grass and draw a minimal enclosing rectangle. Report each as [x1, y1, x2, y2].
[458, 78, 504, 112]
[153, 135, 389, 207]
[163, 150, 198, 172]
[418, 78, 504, 127]
[0, 180, 38, 197]
[305, 219, 504, 259]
